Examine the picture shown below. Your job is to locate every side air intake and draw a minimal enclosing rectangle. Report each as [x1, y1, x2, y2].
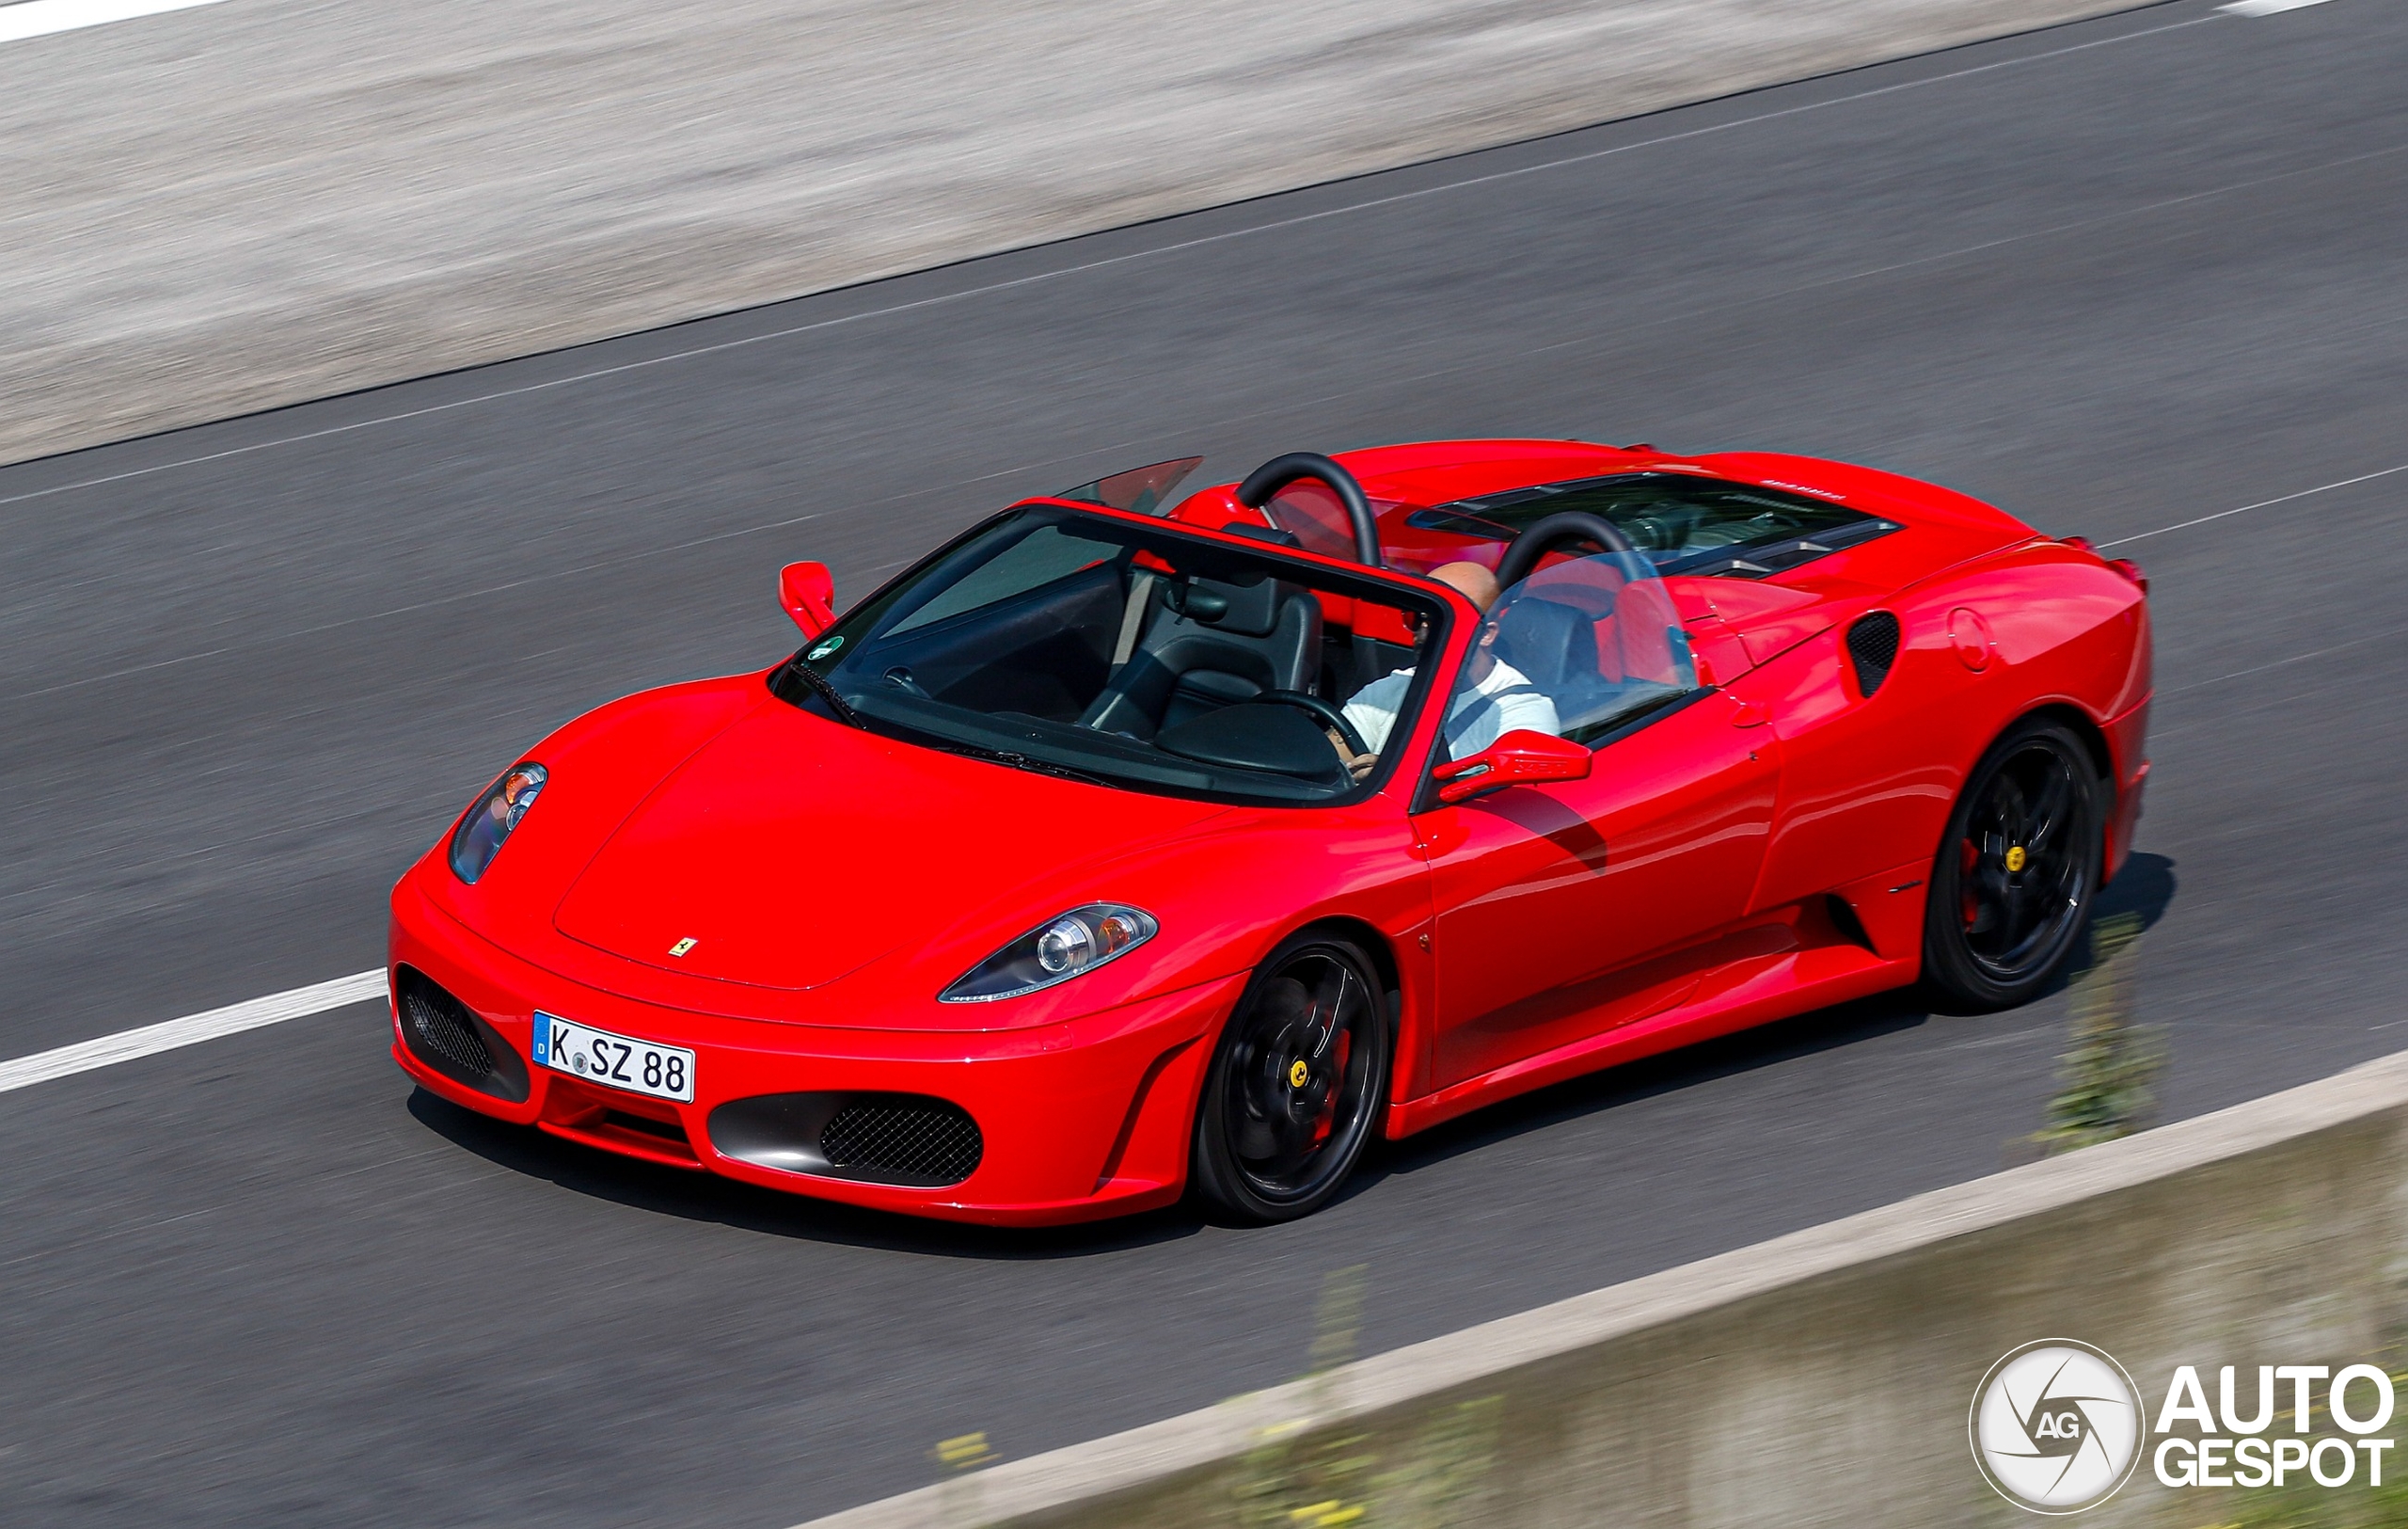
[396, 967, 531, 1102]
[1846, 612, 1902, 696]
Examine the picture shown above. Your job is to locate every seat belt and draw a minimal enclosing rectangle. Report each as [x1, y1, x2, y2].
[1110, 571, 1157, 670]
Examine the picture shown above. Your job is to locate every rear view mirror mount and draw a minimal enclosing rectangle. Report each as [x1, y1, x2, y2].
[779, 561, 835, 638]
[1431, 729, 1592, 804]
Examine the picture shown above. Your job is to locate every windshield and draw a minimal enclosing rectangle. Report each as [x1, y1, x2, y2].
[770, 505, 1452, 804]
[1407, 472, 1898, 580]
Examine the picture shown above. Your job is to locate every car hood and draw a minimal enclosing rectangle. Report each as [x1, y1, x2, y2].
[550, 701, 1231, 990]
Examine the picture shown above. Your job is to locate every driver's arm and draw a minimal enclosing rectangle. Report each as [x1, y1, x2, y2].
[1334, 672, 1409, 778]
[1340, 674, 1408, 755]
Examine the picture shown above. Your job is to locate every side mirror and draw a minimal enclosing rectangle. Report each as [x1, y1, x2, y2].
[779, 561, 835, 638]
[1431, 730, 1591, 804]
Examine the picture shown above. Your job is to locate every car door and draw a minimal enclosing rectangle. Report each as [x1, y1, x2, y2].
[1411, 559, 1782, 1090]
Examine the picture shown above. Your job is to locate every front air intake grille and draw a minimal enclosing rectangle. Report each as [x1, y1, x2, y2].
[820, 1099, 984, 1187]
[1846, 611, 1902, 696]
[396, 968, 531, 1103]
[708, 1091, 986, 1186]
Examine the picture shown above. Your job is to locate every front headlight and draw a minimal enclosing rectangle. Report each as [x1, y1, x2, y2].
[448, 762, 547, 884]
[940, 903, 1158, 1002]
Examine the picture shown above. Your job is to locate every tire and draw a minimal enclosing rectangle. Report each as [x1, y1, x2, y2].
[1922, 716, 2105, 1011]
[1190, 932, 1391, 1223]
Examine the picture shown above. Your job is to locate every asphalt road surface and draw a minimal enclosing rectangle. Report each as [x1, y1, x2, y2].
[6, 1, 2406, 1522]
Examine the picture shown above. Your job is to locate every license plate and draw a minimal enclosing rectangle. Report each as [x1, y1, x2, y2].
[531, 1011, 695, 1103]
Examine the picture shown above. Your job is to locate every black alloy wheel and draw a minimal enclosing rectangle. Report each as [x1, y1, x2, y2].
[1191, 933, 1390, 1222]
[1922, 716, 2105, 1011]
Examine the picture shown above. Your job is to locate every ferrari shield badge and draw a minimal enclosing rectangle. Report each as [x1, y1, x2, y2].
[668, 937, 699, 958]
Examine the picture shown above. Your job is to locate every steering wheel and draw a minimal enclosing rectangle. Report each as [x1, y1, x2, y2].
[1256, 689, 1370, 757]
[1494, 511, 1640, 588]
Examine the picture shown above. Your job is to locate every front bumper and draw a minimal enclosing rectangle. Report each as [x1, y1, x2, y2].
[388, 878, 1237, 1225]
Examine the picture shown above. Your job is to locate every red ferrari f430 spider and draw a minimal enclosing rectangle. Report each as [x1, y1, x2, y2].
[388, 439, 2150, 1224]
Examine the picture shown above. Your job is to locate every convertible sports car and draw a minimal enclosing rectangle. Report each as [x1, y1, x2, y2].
[388, 438, 2151, 1224]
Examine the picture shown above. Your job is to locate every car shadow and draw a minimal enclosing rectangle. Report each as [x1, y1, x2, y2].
[405, 851, 2180, 1255]
[1337, 852, 2180, 1205]
[2095, 850, 2177, 933]
[1337, 986, 1935, 1197]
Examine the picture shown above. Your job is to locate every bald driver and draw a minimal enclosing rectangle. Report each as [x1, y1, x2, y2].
[1339, 561, 1558, 775]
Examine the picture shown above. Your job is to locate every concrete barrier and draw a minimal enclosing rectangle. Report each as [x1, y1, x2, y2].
[801, 1049, 2408, 1527]
[2, 0, 2154, 467]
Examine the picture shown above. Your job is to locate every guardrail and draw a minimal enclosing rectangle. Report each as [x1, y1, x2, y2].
[804, 1048, 2408, 1526]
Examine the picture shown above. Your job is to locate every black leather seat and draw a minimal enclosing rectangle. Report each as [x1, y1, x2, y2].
[1493, 597, 1614, 730]
[1080, 574, 1323, 739]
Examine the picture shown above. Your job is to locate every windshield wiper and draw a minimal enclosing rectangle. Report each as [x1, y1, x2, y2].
[927, 740, 1108, 787]
[784, 656, 868, 729]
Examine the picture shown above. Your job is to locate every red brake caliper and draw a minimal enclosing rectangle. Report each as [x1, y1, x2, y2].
[1960, 836, 1982, 929]
[1310, 1032, 1350, 1147]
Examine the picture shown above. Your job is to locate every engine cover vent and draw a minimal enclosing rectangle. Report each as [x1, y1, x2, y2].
[1846, 612, 1902, 696]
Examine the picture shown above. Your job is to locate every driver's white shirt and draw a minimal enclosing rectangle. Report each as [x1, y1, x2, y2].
[1342, 660, 1559, 757]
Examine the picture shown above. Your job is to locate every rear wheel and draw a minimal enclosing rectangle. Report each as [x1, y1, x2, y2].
[1923, 717, 2103, 1011]
[1190, 933, 1389, 1223]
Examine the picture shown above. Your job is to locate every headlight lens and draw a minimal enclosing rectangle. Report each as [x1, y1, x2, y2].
[941, 903, 1158, 1002]
[448, 762, 547, 884]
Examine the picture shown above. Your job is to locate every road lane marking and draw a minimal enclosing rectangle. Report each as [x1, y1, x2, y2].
[2219, 0, 2336, 16]
[2099, 463, 2408, 547]
[0, 0, 231, 44]
[0, 969, 383, 1093]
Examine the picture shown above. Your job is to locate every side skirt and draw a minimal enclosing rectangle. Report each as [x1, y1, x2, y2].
[1386, 934, 1917, 1139]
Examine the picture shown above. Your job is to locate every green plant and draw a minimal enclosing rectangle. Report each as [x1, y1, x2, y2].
[1229, 1266, 1504, 1528]
[1365, 1394, 1505, 1529]
[2034, 912, 2162, 1155]
[1235, 1267, 1374, 1527]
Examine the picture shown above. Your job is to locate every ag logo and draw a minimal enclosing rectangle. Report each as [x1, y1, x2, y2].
[1971, 1340, 2146, 1513]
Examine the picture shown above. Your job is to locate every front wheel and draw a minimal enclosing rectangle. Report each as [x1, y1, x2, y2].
[1922, 716, 2104, 1011]
[1190, 933, 1390, 1223]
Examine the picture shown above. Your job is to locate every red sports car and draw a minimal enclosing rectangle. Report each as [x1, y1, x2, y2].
[388, 439, 2150, 1225]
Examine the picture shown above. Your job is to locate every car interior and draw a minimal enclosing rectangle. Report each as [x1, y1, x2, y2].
[773, 494, 1704, 802]
[772, 508, 1440, 802]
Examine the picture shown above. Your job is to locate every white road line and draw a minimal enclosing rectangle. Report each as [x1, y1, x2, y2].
[0, 970, 383, 1094]
[2219, 0, 2336, 17]
[0, 0, 230, 44]
[2099, 463, 2408, 548]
